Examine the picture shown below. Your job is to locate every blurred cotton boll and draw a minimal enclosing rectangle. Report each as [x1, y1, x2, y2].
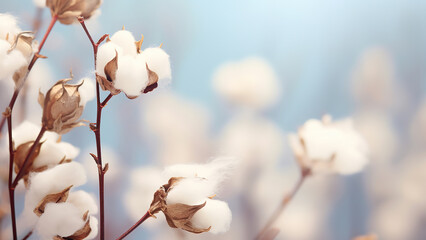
[212, 57, 281, 110]
[289, 115, 369, 175]
[217, 112, 285, 190]
[33, 0, 46, 7]
[354, 110, 398, 164]
[142, 92, 211, 165]
[351, 47, 405, 112]
[410, 99, 426, 151]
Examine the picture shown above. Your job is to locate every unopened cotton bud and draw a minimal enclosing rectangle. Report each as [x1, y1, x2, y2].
[46, 0, 102, 25]
[39, 78, 86, 134]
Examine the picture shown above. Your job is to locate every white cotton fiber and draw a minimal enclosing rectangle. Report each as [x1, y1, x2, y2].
[140, 48, 171, 80]
[35, 203, 85, 239]
[191, 199, 232, 234]
[114, 55, 148, 97]
[96, 41, 123, 78]
[25, 162, 87, 211]
[0, 13, 21, 39]
[67, 190, 99, 215]
[166, 177, 215, 206]
[86, 216, 99, 239]
[110, 30, 137, 56]
[78, 78, 95, 106]
[0, 39, 27, 80]
[33, 140, 80, 169]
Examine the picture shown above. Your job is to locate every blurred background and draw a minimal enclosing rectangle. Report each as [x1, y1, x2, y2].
[0, 0, 426, 239]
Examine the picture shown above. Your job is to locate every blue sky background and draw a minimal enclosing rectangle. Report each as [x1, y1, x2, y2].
[1, 0, 426, 239]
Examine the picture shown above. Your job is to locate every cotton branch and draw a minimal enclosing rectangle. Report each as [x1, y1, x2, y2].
[78, 16, 111, 240]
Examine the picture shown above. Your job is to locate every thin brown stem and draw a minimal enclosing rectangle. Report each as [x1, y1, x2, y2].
[6, 108, 17, 240]
[116, 211, 152, 240]
[22, 231, 33, 240]
[78, 16, 110, 240]
[12, 126, 46, 188]
[255, 168, 311, 240]
[0, 15, 57, 136]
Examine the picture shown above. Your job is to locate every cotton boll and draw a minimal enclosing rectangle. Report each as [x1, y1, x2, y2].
[78, 78, 95, 106]
[86, 216, 99, 239]
[0, 40, 27, 80]
[212, 57, 281, 110]
[140, 48, 171, 80]
[35, 203, 86, 239]
[294, 116, 369, 175]
[191, 199, 232, 234]
[96, 41, 123, 78]
[114, 55, 148, 97]
[67, 190, 99, 215]
[110, 30, 137, 56]
[0, 13, 21, 39]
[354, 111, 398, 163]
[25, 162, 87, 212]
[166, 177, 215, 205]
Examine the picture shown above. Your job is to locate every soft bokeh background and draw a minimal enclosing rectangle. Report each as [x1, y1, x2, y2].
[1, 0, 426, 239]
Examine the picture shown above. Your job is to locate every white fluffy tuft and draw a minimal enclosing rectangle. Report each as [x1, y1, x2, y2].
[191, 199, 232, 234]
[78, 78, 96, 106]
[140, 47, 171, 80]
[110, 30, 137, 56]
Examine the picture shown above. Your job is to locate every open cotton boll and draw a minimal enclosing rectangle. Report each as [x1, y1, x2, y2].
[114, 55, 148, 97]
[96, 41, 123, 78]
[110, 30, 137, 56]
[292, 116, 369, 175]
[35, 203, 86, 239]
[0, 40, 27, 80]
[166, 177, 215, 206]
[212, 57, 281, 110]
[191, 199, 232, 234]
[67, 190, 99, 215]
[78, 78, 96, 106]
[140, 48, 171, 80]
[0, 13, 21, 39]
[25, 162, 87, 212]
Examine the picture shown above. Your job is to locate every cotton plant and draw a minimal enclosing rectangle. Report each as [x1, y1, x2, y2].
[121, 158, 234, 239]
[256, 115, 369, 239]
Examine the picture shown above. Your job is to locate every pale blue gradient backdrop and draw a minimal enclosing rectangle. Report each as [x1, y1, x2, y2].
[1, 0, 426, 239]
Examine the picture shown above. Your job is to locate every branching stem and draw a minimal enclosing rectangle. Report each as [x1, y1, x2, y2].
[78, 16, 110, 240]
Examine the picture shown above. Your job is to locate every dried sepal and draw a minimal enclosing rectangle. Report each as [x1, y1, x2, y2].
[53, 217, 92, 240]
[164, 202, 211, 234]
[34, 185, 73, 216]
[42, 79, 85, 134]
[14, 140, 44, 187]
[143, 63, 159, 94]
[97, 52, 121, 95]
[46, 0, 101, 25]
